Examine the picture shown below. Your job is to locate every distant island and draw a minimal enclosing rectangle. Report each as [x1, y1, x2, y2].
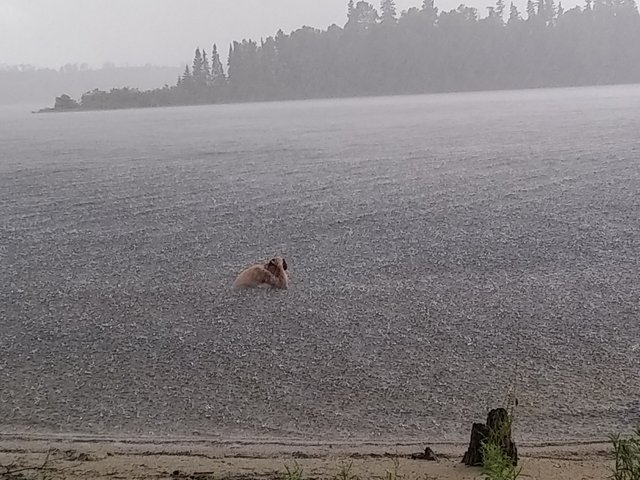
[0, 64, 180, 108]
[38, 0, 640, 112]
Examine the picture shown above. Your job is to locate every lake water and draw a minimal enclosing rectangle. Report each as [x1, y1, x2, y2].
[1, 86, 639, 443]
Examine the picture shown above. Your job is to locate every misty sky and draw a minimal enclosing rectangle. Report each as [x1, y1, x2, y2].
[1, 0, 582, 69]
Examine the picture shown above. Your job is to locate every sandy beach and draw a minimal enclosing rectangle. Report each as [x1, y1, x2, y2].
[0, 434, 613, 479]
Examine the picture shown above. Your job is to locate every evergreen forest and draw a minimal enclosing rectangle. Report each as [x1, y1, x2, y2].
[46, 0, 640, 111]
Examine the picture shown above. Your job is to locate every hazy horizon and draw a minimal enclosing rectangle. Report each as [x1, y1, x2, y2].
[1, 0, 583, 70]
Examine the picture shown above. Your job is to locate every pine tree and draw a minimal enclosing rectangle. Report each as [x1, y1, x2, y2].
[192, 48, 204, 83]
[346, 1, 379, 29]
[211, 44, 225, 83]
[508, 2, 521, 22]
[421, 0, 438, 23]
[180, 65, 192, 89]
[496, 0, 506, 18]
[544, 0, 556, 24]
[380, 0, 397, 23]
[346, 0, 355, 27]
[526, 0, 537, 18]
[182, 65, 191, 81]
[202, 50, 211, 84]
[227, 44, 235, 81]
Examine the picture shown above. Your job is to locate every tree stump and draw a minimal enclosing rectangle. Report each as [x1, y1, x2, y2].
[462, 407, 518, 467]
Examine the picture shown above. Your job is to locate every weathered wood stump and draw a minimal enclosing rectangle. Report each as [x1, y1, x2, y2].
[461, 422, 490, 466]
[462, 407, 518, 467]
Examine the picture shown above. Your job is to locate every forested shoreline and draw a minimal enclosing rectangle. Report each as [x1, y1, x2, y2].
[40, 0, 640, 112]
[0, 64, 180, 107]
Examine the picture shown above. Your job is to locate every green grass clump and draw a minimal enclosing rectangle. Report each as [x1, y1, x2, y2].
[281, 462, 305, 480]
[482, 442, 522, 480]
[334, 461, 360, 480]
[611, 428, 640, 480]
[481, 396, 522, 480]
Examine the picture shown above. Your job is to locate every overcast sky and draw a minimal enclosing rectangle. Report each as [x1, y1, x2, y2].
[1, 0, 581, 69]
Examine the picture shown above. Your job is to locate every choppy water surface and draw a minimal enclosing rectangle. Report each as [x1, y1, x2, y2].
[1, 86, 639, 443]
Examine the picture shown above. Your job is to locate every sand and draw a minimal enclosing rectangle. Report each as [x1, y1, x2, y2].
[0, 434, 613, 479]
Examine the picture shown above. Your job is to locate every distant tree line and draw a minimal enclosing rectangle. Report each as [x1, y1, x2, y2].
[0, 64, 180, 107]
[47, 0, 640, 111]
